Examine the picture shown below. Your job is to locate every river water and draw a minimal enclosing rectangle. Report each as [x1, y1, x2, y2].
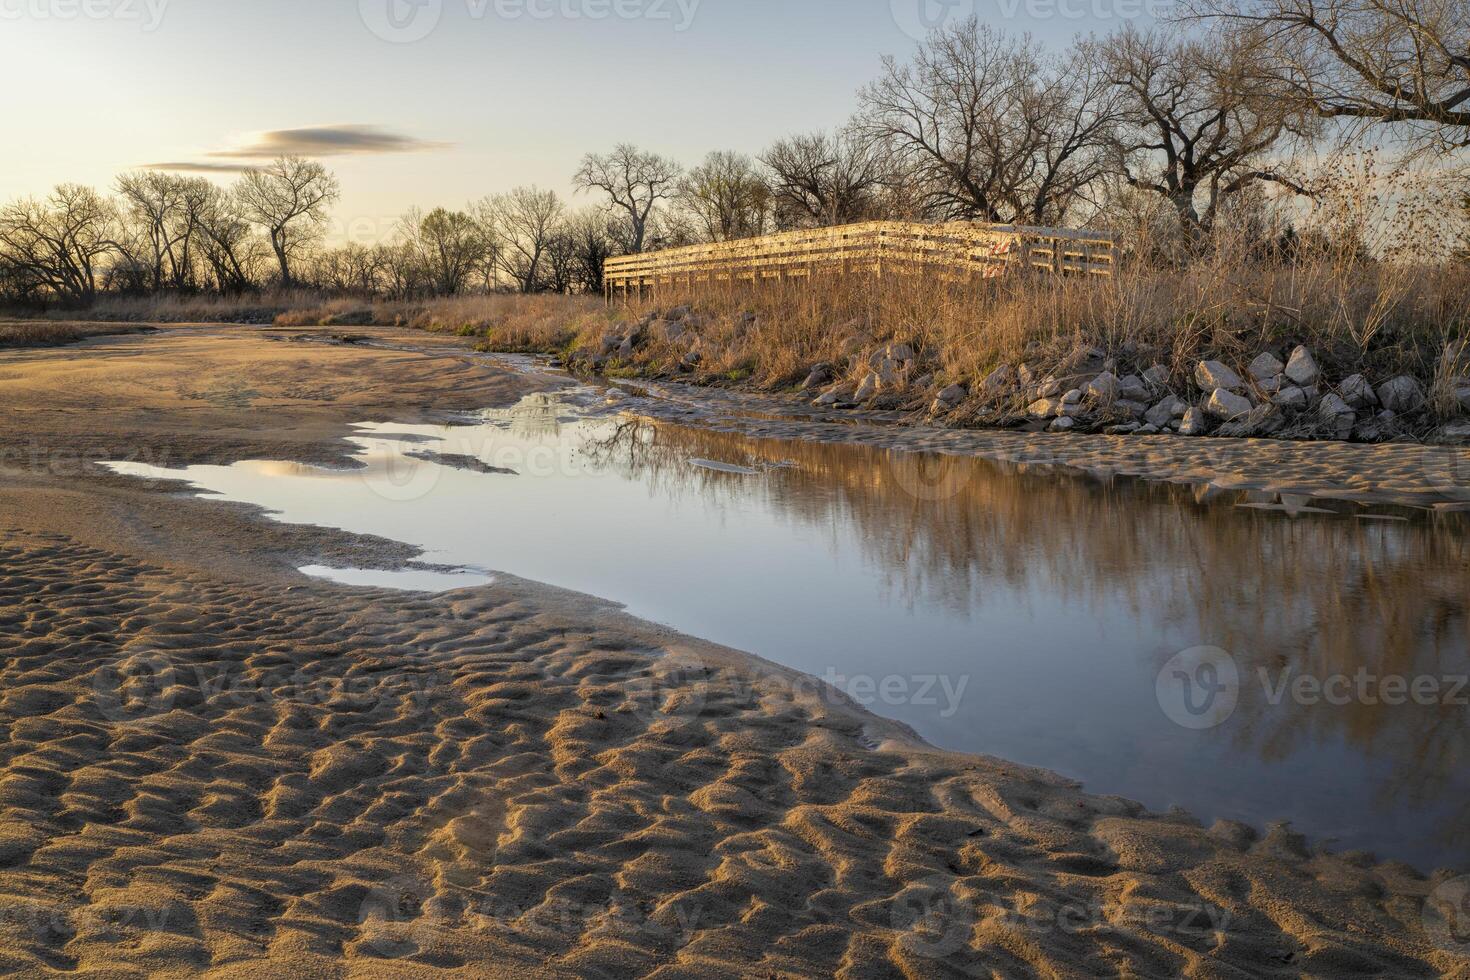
[106, 390, 1470, 872]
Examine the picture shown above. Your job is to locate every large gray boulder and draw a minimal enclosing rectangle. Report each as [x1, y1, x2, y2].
[1318, 392, 1355, 440]
[1248, 352, 1285, 381]
[1195, 360, 1245, 392]
[1085, 371, 1119, 402]
[1378, 375, 1425, 413]
[1284, 346, 1321, 386]
[932, 384, 968, 414]
[1145, 394, 1188, 427]
[980, 364, 1013, 392]
[935, 383, 968, 406]
[1142, 364, 1171, 388]
[1179, 407, 1209, 436]
[1206, 388, 1254, 420]
[801, 363, 834, 390]
[1272, 386, 1309, 411]
[1339, 374, 1378, 409]
[1118, 374, 1151, 402]
[1028, 398, 1062, 418]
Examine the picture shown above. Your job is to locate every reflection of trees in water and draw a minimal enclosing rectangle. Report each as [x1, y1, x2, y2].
[581, 418, 1470, 847]
[482, 393, 565, 440]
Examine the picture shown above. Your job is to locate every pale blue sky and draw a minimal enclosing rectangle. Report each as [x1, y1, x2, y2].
[0, 0, 1164, 240]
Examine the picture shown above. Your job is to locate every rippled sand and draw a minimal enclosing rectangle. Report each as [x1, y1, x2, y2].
[0, 324, 1465, 977]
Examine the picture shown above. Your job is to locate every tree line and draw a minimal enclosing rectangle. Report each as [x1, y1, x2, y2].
[3, 0, 1465, 307]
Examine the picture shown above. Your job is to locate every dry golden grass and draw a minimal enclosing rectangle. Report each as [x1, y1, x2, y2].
[0, 320, 144, 349]
[601, 251, 1469, 405]
[66, 242, 1470, 425]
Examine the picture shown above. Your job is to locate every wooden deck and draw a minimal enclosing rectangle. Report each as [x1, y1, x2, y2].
[604, 220, 1114, 300]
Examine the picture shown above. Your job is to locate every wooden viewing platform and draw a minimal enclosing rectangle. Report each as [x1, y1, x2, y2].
[604, 220, 1115, 301]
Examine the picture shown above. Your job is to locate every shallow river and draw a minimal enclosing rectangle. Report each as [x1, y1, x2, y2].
[108, 391, 1470, 872]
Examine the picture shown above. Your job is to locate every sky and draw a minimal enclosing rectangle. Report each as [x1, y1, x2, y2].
[0, 0, 1166, 242]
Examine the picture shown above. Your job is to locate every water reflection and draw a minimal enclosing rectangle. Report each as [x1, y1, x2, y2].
[106, 396, 1470, 871]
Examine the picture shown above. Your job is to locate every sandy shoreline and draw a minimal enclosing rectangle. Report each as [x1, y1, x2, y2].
[1, 323, 1467, 977]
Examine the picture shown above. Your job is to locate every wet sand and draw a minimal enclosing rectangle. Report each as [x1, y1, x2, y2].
[0, 323, 1466, 977]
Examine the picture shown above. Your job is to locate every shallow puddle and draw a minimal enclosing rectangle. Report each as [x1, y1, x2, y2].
[107, 392, 1470, 871]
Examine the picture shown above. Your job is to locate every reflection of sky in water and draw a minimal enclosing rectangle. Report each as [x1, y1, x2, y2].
[105, 395, 1470, 872]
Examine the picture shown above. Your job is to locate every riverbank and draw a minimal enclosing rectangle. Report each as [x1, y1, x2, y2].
[0, 322, 1465, 977]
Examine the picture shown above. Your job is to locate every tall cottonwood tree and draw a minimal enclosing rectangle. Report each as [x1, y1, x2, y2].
[405, 207, 482, 295]
[1197, 0, 1470, 152]
[678, 151, 772, 241]
[1098, 27, 1311, 238]
[493, 186, 564, 292]
[115, 172, 214, 291]
[761, 129, 891, 229]
[0, 184, 122, 306]
[574, 144, 681, 253]
[234, 156, 339, 287]
[858, 19, 1120, 225]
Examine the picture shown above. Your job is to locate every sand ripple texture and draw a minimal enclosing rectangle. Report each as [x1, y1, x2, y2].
[0, 528, 1465, 979]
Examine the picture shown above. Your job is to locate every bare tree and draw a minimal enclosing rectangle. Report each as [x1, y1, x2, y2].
[574, 144, 681, 252]
[312, 242, 385, 294]
[404, 206, 483, 295]
[678, 151, 772, 241]
[857, 19, 1120, 225]
[379, 241, 428, 299]
[1196, 0, 1470, 151]
[0, 184, 122, 306]
[761, 129, 891, 229]
[1098, 26, 1312, 238]
[195, 185, 262, 293]
[493, 187, 564, 292]
[234, 156, 339, 287]
[115, 171, 213, 291]
[560, 208, 618, 294]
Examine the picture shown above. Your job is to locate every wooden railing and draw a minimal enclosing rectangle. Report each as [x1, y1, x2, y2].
[604, 220, 1114, 300]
